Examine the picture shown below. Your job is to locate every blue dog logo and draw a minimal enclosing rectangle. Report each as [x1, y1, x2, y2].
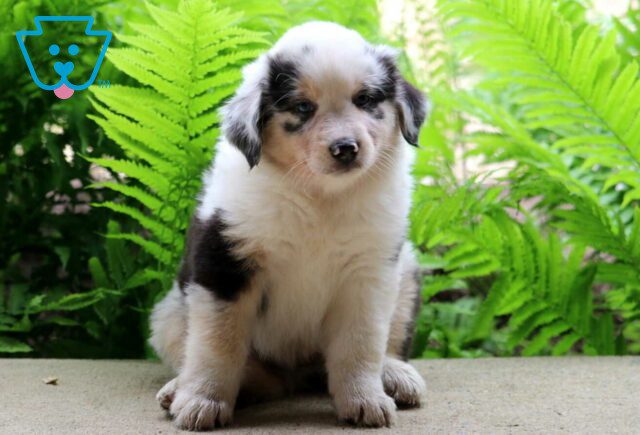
[16, 16, 112, 99]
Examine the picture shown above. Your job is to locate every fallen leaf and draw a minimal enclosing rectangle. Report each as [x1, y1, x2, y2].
[42, 376, 59, 386]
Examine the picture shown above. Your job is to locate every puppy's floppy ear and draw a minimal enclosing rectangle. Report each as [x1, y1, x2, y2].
[221, 56, 268, 168]
[396, 77, 429, 146]
[374, 45, 429, 146]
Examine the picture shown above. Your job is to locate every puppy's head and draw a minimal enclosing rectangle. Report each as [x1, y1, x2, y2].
[222, 21, 427, 192]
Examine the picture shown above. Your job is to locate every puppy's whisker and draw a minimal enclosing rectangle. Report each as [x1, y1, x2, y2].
[366, 154, 395, 181]
[285, 161, 306, 188]
[280, 158, 309, 184]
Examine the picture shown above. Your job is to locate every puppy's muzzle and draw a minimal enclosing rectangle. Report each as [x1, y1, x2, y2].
[329, 138, 359, 166]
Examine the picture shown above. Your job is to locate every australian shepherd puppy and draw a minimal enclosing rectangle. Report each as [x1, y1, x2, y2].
[149, 21, 428, 430]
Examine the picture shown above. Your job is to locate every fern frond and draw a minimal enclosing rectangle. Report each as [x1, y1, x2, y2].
[412, 181, 613, 355]
[191, 70, 242, 101]
[554, 195, 638, 263]
[92, 87, 188, 145]
[105, 233, 173, 265]
[98, 85, 186, 123]
[107, 48, 188, 104]
[614, 6, 640, 64]
[199, 29, 269, 63]
[146, 2, 194, 40]
[90, 182, 176, 223]
[89, 0, 266, 291]
[128, 22, 191, 57]
[439, 0, 640, 205]
[93, 202, 177, 247]
[88, 114, 181, 173]
[88, 157, 172, 196]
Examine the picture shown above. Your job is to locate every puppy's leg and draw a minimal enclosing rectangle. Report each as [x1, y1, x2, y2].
[386, 242, 421, 360]
[383, 242, 426, 408]
[149, 282, 188, 372]
[149, 283, 187, 411]
[323, 268, 398, 427]
[170, 284, 260, 430]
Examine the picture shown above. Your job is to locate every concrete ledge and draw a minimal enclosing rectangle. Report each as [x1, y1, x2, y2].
[1, 357, 639, 434]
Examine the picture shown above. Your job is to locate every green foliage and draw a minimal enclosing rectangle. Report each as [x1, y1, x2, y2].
[0, 0, 132, 356]
[407, 0, 640, 357]
[281, 0, 381, 41]
[88, 0, 267, 293]
[2, 0, 383, 356]
[1, 219, 151, 356]
[80, 0, 382, 358]
[214, 0, 381, 41]
[4, 0, 638, 359]
[614, 3, 640, 64]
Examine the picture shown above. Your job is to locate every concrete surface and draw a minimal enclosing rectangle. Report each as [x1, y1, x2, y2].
[1, 357, 639, 434]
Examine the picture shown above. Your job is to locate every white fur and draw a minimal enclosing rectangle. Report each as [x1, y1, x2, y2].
[198, 135, 414, 363]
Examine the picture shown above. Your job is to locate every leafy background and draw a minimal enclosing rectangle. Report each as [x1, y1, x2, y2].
[1, 0, 638, 359]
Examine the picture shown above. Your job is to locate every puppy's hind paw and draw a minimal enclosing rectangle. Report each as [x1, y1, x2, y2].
[382, 357, 426, 408]
[156, 377, 178, 410]
[170, 389, 233, 431]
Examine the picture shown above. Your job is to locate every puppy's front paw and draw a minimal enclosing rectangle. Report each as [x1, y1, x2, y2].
[335, 389, 397, 428]
[170, 387, 233, 431]
[382, 358, 426, 408]
[156, 377, 178, 410]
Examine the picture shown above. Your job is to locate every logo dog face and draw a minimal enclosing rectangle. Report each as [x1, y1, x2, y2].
[16, 16, 112, 99]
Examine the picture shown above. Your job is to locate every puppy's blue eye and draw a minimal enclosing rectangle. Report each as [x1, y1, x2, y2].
[294, 101, 315, 114]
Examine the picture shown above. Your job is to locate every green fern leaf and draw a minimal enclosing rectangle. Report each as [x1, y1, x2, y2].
[93, 202, 177, 247]
[105, 233, 173, 265]
[89, 0, 266, 293]
[90, 182, 176, 223]
[551, 332, 581, 355]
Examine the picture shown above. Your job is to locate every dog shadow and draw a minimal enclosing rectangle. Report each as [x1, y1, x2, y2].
[232, 393, 337, 430]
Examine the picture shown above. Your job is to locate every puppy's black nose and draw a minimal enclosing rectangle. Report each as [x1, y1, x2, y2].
[329, 138, 359, 165]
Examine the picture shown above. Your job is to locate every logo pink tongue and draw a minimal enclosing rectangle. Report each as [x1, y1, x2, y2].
[54, 84, 74, 99]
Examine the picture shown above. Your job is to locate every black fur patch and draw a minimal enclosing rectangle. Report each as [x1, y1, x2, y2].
[376, 54, 398, 100]
[398, 78, 426, 146]
[225, 56, 302, 168]
[226, 116, 262, 168]
[265, 56, 299, 111]
[352, 53, 397, 117]
[179, 211, 255, 301]
[261, 56, 315, 134]
[177, 216, 199, 291]
[353, 87, 388, 113]
[373, 50, 426, 146]
[258, 57, 298, 133]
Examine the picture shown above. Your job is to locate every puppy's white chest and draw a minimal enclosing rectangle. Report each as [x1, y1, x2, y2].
[250, 219, 353, 365]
